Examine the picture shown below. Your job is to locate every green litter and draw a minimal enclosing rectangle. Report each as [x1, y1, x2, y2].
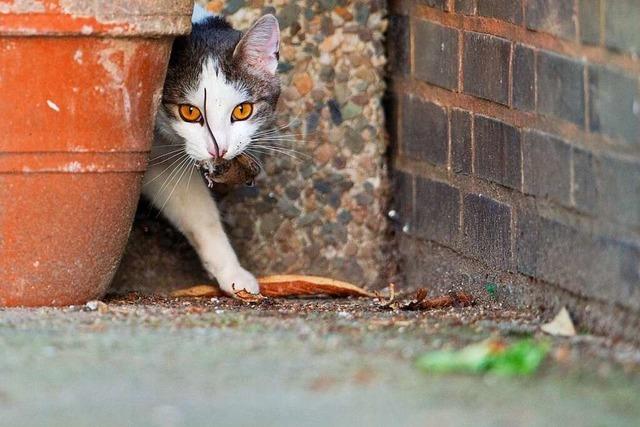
[416, 339, 550, 376]
[485, 282, 497, 297]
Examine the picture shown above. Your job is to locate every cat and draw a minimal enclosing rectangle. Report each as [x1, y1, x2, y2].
[142, 5, 281, 295]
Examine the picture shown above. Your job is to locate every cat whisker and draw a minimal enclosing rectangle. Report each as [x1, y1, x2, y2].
[149, 151, 187, 166]
[148, 149, 186, 164]
[143, 153, 188, 187]
[156, 156, 191, 199]
[246, 146, 307, 163]
[251, 138, 307, 145]
[242, 151, 265, 171]
[254, 116, 302, 136]
[252, 134, 305, 140]
[186, 158, 196, 205]
[154, 156, 190, 199]
[252, 129, 304, 139]
[150, 146, 185, 154]
[250, 143, 311, 158]
[157, 158, 194, 217]
[251, 137, 307, 145]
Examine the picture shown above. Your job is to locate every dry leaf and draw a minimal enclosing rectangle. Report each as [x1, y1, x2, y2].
[376, 283, 396, 307]
[541, 307, 576, 337]
[398, 289, 474, 311]
[171, 275, 374, 299]
[414, 291, 474, 310]
[171, 285, 223, 298]
[258, 275, 375, 298]
[233, 289, 266, 303]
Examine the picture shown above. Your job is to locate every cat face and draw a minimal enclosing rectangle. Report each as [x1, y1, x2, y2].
[156, 14, 281, 162]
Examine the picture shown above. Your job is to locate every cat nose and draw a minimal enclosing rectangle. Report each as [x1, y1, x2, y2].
[207, 147, 227, 158]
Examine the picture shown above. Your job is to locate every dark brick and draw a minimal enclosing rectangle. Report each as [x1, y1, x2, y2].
[414, 177, 460, 247]
[393, 171, 414, 227]
[522, 131, 571, 205]
[414, 21, 459, 91]
[597, 156, 640, 227]
[512, 44, 535, 111]
[588, 65, 640, 145]
[605, 0, 640, 55]
[463, 194, 512, 269]
[450, 109, 472, 174]
[383, 92, 400, 158]
[463, 32, 511, 105]
[536, 51, 585, 126]
[387, 15, 410, 75]
[401, 95, 449, 165]
[525, 0, 576, 39]
[474, 116, 522, 189]
[477, 0, 522, 24]
[455, 0, 475, 14]
[572, 148, 598, 214]
[579, 0, 601, 45]
[388, 0, 409, 15]
[517, 211, 640, 309]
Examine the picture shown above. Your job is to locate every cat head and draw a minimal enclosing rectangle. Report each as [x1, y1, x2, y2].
[156, 12, 281, 162]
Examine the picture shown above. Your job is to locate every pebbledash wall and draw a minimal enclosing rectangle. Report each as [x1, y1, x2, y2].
[387, 0, 640, 340]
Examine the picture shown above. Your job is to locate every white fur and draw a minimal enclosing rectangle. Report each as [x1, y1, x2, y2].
[142, 155, 259, 295]
[140, 13, 282, 297]
[191, 4, 213, 24]
[170, 58, 263, 161]
[144, 61, 263, 297]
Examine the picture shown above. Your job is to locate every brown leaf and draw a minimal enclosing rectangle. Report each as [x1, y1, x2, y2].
[376, 283, 396, 307]
[233, 289, 266, 303]
[399, 288, 428, 310]
[258, 275, 375, 298]
[402, 290, 474, 311]
[171, 285, 224, 298]
[171, 275, 375, 300]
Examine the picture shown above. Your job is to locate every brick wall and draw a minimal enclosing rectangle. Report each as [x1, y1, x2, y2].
[387, 0, 640, 341]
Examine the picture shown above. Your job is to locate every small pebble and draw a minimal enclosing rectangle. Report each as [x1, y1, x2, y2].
[85, 300, 108, 314]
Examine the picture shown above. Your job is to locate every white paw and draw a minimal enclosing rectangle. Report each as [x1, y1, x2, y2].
[217, 266, 260, 296]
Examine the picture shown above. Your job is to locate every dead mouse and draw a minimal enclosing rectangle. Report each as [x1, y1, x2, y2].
[197, 154, 261, 188]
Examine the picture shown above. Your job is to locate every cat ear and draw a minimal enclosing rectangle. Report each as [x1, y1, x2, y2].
[234, 14, 280, 75]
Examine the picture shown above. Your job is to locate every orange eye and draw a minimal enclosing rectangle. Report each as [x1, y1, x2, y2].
[231, 102, 253, 121]
[178, 104, 202, 123]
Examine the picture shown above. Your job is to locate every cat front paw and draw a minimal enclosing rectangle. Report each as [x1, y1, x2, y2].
[217, 266, 260, 296]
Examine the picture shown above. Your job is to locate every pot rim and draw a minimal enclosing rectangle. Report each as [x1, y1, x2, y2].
[0, 0, 193, 37]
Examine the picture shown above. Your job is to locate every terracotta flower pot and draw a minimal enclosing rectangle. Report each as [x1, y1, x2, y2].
[0, 0, 192, 306]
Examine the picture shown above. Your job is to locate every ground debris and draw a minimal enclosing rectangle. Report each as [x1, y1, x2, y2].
[379, 288, 474, 311]
[375, 283, 396, 307]
[233, 286, 266, 303]
[541, 307, 577, 337]
[416, 338, 550, 376]
[84, 300, 109, 314]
